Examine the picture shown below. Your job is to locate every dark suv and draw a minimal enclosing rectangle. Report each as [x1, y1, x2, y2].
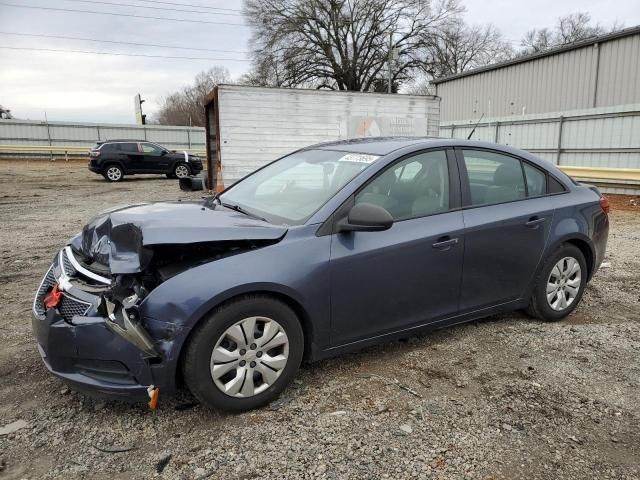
[88, 140, 203, 182]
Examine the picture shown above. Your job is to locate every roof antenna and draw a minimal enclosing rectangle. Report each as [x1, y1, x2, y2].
[467, 113, 485, 140]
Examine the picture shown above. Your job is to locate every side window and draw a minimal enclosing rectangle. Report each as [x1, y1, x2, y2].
[462, 150, 525, 206]
[355, 150, 449, 220]
[119, 143, 138, 152]
[523, 162, 547, 197]
[141, 143, 163, 154]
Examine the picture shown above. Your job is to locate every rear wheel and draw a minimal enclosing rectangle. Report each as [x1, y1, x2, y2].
[527, 244, 587, 321]
[182, 296, 304, 412]
[103, 164, 123, 182]
[173, 163, 190, 179]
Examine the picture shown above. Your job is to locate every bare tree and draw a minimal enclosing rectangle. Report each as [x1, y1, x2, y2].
[155, 67, 231, 126]
[521, 12, 619, 54]
[243, 0, 463, 92]
[421, 21, 514, 79]
[238, 53, 288, 87]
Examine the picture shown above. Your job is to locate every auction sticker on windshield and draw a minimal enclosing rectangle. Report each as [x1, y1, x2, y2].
[338, 153, 379, 164]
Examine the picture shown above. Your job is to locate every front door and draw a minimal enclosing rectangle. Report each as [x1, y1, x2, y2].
[457, 148, 554, 311]
[140, 142, 170, 173]
[329, 149, 464, 346]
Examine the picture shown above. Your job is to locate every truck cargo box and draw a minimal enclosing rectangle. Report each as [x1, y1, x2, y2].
[204, 85, 440, 190]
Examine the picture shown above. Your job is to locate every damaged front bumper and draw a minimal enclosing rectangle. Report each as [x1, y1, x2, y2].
[31, 247, 172, 400]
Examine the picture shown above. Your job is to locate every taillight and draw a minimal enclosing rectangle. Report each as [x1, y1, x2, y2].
[90, 150, 101, 157]
[599, 196, 610, 215]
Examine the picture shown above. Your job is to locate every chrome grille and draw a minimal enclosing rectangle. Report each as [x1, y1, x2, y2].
[33, 265, 55, 317]
[61, 251, 76, 276]
[59, 294, 91, 321]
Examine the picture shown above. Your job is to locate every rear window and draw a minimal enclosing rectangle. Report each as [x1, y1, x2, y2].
[116, 143, 139, 152]
[91, 143, 103, 151]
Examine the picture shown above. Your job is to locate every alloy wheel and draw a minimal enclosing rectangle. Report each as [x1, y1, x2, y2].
[546, 256, 582, 311]
[210, 316, 290, 398]
[175, 164, 190, 178]
[106, 166, 122, 181]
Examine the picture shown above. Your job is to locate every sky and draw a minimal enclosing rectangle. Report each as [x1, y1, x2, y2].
[0, 0, 638, 124]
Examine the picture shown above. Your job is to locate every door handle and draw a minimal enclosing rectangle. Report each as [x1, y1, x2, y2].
[432, 237, 458, 250]
[525, 216, 546, 228]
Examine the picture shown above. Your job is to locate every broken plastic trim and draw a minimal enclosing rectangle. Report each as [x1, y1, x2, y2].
[64, 246, 111, 285]
[103, 296, 160, 357]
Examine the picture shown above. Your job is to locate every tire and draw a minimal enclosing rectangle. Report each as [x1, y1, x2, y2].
[527, 244, 587, 321]
[103, 164, 124, 182]
[173, 163, 191, 179]
[182, 295, 304, 412]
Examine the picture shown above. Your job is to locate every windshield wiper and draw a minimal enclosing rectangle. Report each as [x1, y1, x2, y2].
[221, 202, 268, 222]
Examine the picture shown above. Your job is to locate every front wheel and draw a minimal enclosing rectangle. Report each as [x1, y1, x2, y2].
[182, 296, 304, 412]
[173, 163, 191, 179]
[527, 244, 587, 321]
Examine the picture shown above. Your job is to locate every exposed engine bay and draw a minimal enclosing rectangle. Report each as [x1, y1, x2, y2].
[34, 200, 287, 361]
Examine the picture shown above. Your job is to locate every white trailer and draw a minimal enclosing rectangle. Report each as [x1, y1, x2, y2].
[203, 85, 440, 190]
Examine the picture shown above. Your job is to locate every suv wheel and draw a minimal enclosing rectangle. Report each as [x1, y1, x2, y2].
[182, 296, 304, 412]
[527, 244, 587, 321]
[103, 164, 123, 182]
[173, 163, 190, 179]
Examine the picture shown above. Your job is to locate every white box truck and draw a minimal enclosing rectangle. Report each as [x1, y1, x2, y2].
[203, 85, 440, 190]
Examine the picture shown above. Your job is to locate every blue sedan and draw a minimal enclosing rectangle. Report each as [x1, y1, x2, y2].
[32, 137, 609, 411]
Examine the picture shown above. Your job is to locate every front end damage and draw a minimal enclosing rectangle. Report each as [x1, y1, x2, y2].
[32, 201, 287, 404]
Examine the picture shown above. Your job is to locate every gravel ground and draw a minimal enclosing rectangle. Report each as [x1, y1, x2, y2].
[0, 161, 638, 480]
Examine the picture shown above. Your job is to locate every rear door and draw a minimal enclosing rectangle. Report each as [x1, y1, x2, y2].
[117, 142, 144, 172]
[457, 148, 554, 311]
[329, 148, 465, 346]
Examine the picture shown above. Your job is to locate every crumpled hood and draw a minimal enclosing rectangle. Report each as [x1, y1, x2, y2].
[70, 201, 287, 274]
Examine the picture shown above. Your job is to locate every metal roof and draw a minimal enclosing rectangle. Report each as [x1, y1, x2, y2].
[432, 25, 640, 84]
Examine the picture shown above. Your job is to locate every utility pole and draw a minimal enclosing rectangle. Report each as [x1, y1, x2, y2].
[134, 93, 146, 125]
[388, 32, 393, 94]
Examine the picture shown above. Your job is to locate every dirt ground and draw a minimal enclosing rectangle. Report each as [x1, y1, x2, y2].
[0, 161, 638, 480]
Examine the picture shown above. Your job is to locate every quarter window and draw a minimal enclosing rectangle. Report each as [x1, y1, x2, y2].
[462, 150, 526, 206]
[549, 176, 567, 193]
[523, 162, 547, 196]
[355, 150, 449, 220]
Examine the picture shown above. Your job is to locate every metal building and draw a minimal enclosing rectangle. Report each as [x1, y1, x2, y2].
[434, 26, 640, 122]
[433, 26, 640, 194]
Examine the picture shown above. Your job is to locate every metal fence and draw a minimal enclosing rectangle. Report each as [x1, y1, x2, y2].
[0, 119, 206, 158]
[440, 104, 640, 194]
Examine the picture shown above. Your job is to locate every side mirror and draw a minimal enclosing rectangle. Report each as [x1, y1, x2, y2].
[179, 176, 208, 192]
[337, 203, 393, 233]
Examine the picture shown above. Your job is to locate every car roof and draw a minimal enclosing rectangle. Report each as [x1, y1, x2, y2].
[309, 137, 437, 155]
[308, 136, 531, 156]
[99, 139, 148, 143]
[306, 136, 568, 179]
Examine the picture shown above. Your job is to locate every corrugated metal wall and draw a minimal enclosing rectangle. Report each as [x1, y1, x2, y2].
[0, 119, 205, 151]
[213, 85, 441, 185]
[436, 30, 640, 122]
[440, 104, 640, 193]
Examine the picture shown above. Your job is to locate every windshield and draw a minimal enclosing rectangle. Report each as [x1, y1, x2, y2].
[219, 149, 379, 225]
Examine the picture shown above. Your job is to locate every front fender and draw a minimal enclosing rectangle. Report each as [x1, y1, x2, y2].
[137, 225, 331, 389]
